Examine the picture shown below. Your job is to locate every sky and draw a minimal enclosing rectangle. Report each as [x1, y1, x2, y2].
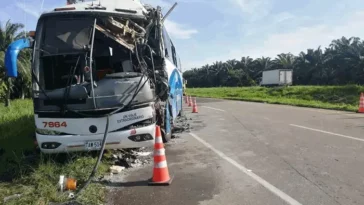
[2, 0, 364, 71]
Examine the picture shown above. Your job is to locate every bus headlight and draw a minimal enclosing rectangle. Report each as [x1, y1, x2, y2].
[128, 134, 153, 142]
[36, 128, 63, 135]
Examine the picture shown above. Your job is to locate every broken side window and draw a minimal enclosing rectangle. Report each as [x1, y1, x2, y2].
[171, 41, 177, 67]
[162, 26, 173, 62]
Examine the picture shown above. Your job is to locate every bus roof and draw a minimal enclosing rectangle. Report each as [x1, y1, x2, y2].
[41, 0, 149, 19]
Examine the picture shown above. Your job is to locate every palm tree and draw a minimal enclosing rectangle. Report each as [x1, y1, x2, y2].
[0, 51, 6, 98]
[330, 37, 364, 84]
[273, 53, 296, 69]
[15, 51, 32, 99]
[0, 19, 30, 106]
[182, 35, 364, 87]
[240, 56, 253, 72]
[252, 57, 272, 83]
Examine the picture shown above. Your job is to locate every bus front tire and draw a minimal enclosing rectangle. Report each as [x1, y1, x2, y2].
[161, 128, 171, 143]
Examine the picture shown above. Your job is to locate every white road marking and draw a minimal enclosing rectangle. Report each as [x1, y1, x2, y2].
[202, 106, 226, 112]
[290, 124, 364, 142]
[263, 117, 270, 120]
[189, 132, 302, 205]
[235, 100, 351, 115]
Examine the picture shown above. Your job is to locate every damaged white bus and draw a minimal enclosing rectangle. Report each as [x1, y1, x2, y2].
[4, 0, 184, 153]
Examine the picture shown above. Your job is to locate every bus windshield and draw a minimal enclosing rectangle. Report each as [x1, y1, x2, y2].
[40, 16, 94, 56]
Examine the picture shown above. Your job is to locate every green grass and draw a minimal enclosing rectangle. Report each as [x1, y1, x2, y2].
[186, 85, 364, 112]
[0, 100, 112, 205]
[0, 156, 109, 205]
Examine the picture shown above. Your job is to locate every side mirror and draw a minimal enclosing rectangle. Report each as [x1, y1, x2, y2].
[28, 31, 36, 38]
[5, 38, 33, 77]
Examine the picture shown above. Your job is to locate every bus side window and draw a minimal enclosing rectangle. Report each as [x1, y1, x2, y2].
[177, 55, 182, 71]
[171, 41, 177, 67]
[165, 48, 169, 57]
[162, 26, 173, 61]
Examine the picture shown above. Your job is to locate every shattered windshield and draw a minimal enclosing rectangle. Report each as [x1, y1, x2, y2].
[41, 17, 94, 55]
[38, 15, 145, 90]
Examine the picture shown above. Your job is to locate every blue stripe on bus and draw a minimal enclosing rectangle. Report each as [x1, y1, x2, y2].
[168, 68, 183, 121]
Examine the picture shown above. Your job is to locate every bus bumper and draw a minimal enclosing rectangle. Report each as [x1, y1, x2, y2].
[36, 123, 156, 154]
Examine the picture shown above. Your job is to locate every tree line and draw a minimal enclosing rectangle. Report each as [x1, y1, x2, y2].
[183, 36, 364, 88]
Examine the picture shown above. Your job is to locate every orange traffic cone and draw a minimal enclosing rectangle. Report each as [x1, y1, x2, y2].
[192, 98, 198, 113]
[359, 93, 364, 113]
[188, 96, 192, 107]
[148, 125, 173, 185]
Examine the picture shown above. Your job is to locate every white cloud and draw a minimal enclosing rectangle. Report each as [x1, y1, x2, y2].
[229, 0, 272, 21]
[248, 11, 364, 58]
[243, 12, 299, 37]
[231, 0, 268, 14]
[0, 11, 11, 23]
[164, 19, 198, 39]
[15, 0, 66, 18]
[140, 0, 172, 11]
[242, 12, 312, 38]
[143, 0, 273, 23]
[183, 49, 244, 69]
[273, 12, 295, 23]
[15, 2, 40, 18]
[183, 10, 364, 70]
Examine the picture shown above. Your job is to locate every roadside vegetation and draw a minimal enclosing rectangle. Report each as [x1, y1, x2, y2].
[0, 100, 112, 204]
[187, 85, 364, 112]
[183, 36, 364, 112]
[183, 37, 364, 88]
[0, 20, 32, 107]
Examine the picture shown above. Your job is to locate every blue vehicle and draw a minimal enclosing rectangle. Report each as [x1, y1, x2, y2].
[4, 0, 184, 153]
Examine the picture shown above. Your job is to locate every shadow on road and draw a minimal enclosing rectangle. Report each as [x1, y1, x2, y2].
[101, 180, 150, 187]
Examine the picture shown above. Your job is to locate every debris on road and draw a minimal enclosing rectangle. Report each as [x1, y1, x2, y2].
[58, 175, 77, 191]
[102, 114, 193, 184]
[111, 147, 154, 169]
[3, 194, 22, 203]
[103, 147, 155, 180]
[173, 114, 191, 135]
[136, 152, 152, 157]
[68, 192, 75, 199]
[101, 147, 154, 184]
[110, 165, 125, 174]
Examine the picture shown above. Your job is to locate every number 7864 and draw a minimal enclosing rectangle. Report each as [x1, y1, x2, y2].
[43, 122, 67, 128]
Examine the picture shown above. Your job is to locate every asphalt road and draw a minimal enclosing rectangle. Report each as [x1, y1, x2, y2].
[106, 97, 364, 205]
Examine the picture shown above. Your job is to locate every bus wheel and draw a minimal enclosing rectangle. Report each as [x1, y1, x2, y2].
[162, 102, 172, 143]
[178, 95, 183, 117]
[161, 127, 171, 143]
[178, 109, 184, 117]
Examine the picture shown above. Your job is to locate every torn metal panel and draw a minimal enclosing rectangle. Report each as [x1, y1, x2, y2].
[95, 16, 146, 52]
[106, 17, 145, 38]
[95, 24, 135, 51]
